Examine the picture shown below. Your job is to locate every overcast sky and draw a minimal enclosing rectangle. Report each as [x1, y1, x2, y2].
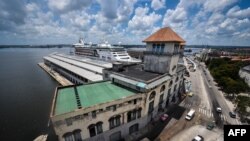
[0, 0, 250, 45]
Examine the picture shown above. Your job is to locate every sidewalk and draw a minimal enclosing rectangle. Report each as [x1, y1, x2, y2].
[126, 104, 186, 141]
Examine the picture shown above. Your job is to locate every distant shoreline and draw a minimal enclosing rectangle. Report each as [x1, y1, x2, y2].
[0, 45, 249, 49]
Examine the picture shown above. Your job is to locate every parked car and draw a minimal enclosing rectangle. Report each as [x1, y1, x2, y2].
[160, 114, 169, 121]
[216, 107, 222, 113]
[192, 135, 204, 141]
[207, 121, 215, 130]
[187, 92, 194, 97]
[229, 112, 236, 118]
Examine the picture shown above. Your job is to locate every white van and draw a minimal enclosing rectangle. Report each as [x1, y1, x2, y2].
[185, 109, 195, 120]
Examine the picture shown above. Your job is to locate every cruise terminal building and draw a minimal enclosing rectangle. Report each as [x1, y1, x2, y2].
[50, 27, 186, 141]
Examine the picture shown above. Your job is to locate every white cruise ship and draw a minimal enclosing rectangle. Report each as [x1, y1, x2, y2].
[74, 40, 141, 64]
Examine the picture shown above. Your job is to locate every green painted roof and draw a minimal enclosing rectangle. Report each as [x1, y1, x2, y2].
[54, 81, 136, 115]
[55, 88, 78, 116]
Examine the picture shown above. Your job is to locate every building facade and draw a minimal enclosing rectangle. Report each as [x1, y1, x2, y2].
[239, 65, 250, 87]
[50, 27, 186, 141]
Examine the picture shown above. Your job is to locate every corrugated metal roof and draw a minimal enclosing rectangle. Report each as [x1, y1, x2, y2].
[44, 56, 103, 81]
[50, 54, 104, 74]
[143, 27, 185, 43]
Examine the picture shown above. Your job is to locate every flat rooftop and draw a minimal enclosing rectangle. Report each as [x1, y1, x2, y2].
[44, 56, 103, 81]
[50, 54, 104, 74]
[55, 53, 112, 68]
[54, 81, 137, 115]
[113, 65, 162, 82]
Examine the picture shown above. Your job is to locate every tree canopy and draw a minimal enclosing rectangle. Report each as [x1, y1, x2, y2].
[206, 57, 250, 95]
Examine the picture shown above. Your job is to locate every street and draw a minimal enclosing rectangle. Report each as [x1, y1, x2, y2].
[155, 56, 242, 141]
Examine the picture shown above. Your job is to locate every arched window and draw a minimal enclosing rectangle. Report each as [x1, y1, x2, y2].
[175, 76, 179, 82]
[169, 80, 173, 87]
[160, 85, 165, 93]
[73, 129, 82, 141]
[109, 115, 121, 129]
[63, 132, 73, 141]
[149, 91, 156, 100]
[174, 84, 177, 92]
[88, 124, 96, 137]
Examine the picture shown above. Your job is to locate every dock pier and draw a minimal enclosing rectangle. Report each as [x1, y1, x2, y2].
[38, 63, 73, 86]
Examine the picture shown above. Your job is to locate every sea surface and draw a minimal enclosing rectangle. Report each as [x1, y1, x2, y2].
[0, 47, 71, 141]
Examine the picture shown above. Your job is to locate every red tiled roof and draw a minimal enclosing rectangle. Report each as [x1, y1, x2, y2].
[143, 27, 185, 43]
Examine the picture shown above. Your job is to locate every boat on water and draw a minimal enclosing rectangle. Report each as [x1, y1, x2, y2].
[74, 39, 141, 64]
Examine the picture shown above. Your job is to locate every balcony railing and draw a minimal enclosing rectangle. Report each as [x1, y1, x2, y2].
[143, 51, 180, 56]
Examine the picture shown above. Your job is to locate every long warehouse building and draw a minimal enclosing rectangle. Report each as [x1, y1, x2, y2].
[43, 53, 113, 84]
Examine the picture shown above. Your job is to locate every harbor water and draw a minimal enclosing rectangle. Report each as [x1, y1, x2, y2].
[0, 47, 70, 141]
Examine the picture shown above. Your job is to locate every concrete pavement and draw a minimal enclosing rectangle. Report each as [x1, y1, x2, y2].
[169, 125, 223, 141]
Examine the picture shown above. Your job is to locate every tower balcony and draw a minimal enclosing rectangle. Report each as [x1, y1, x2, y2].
[143, 51, 180, 56]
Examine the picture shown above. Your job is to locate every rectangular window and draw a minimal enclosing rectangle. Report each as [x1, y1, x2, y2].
[74, 115, 82, 121]
[174, 44, 179, 54]
[160, 44, 165, 53]
[92, 111, 96, 118]
[65, 118, 73, 126]
[110, 116, 120, 129]
[131, 111, 136, 120]
[106, 106, 111, 111]
[105, 73, 109, 79]
[113, 105, 116, 111]
[54, 120, 64, 127]
[159, 94, 164, 104]
[148, 101, 154, 114]
[152, 46, 156, 52]
[168, 88, 171, 95]
[127, 112, 131, 122]
[157, 44, 160, 53]
[137, 109, 141, 118]
[134, 99, 137, 105]
[96, 123, 103, 134]
[83, 113, 88, 118]
[89, 126, 96, 137]
[110, 119, 114, 129]
[115, 117, 121, 126]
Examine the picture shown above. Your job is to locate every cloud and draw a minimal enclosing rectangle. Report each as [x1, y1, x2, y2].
[227, 6, 250, 19]
[48, 0, 92, 13]
[151, 0, 165, 10]
[0, 0, 249, 45]
[203, 0, 237, 12]
[97, 0, 118, 19]
[60, 11, 92, 31]
[128, 7, 162, 35]
[116, 0, 137, 23]
[0, 0, 26, 31]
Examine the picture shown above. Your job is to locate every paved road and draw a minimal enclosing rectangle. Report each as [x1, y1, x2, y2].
[185, 56, 241, 127]
[200, 63, 241, 125]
